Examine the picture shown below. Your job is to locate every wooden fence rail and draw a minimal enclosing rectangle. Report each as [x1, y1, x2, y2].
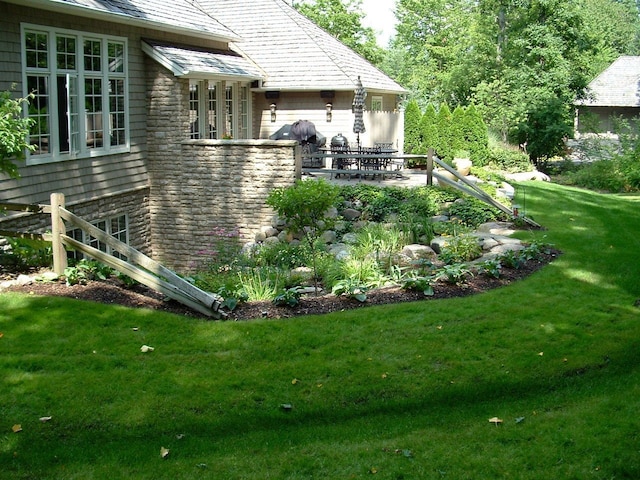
[2, 194, 224, 318]
[302, 148, 540, 228]
[0, 202, 49, 240]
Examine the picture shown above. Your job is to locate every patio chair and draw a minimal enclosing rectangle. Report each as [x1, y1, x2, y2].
[330, 144, 356, 178]
[360, 145, 384, 179]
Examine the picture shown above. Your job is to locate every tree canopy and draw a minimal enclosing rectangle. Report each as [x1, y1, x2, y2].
[387, 0, 640, 160]
[297, 0, 640, 160]
[294, 0, 385, 64]
[1, 90, 34, 178]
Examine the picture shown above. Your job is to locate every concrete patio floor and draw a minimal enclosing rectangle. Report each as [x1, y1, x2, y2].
[302, 169, 434, 187]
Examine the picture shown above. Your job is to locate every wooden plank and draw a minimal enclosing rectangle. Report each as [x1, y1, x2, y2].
[57, 207, 221, 311]
[0, 202, 45, 213]
[431, 160, 541, 228]
[0, 230, 48, 241]
[61, 236, 222, 318]
[50, 193, 68, 275]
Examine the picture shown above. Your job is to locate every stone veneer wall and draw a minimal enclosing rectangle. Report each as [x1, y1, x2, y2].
[146, 58, 300, 273]
[148, 141, 300, 273]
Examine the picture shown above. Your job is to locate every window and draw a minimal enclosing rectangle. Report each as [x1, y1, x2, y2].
[22, 25, 128, 163]
[189, 79, 250, 139]
[225, 84, 234, 138]
[239, 85, 249, 139]
[68, 214, 129, 261]
[371, 95, 383, 112]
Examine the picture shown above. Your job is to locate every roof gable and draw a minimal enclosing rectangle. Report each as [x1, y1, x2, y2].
[579, 56, 640, 107]
[198, 0, 406, 94]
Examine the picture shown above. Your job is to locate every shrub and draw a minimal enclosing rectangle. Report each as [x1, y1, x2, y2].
[487, 145, 533, 172]
[1, 89, 36, 178]
[331, 277, 368, 302]
[273, 286, 304, 307]
[0, 237, 52, 271]
[463, 103, 490, 165]
[438, 234, 482, 264]
[447, 197, 500, 227]
[435, 263, 473, 284]
[194, 227, 242, 273]
[400, 272, 435, 296]
[404, 100, 424, 155]
[251, 242, 314, 270]
[476, 258, 502, 278]
[564, 159, 627, 192]
[267, 179, 340, 293]
[436, 103, 454, 163]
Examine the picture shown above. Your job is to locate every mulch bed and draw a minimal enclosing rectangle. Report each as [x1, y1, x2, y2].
[2, 250, 559, 321]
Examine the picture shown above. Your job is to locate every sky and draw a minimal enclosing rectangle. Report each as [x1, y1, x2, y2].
[360, 0, 398, 47]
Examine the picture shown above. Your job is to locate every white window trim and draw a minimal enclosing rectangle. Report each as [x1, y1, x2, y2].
[69, 214, 129, 261]
[21, 23, 130, 165]
[371, 95, 383, 112]
[189, 79, 251, 139]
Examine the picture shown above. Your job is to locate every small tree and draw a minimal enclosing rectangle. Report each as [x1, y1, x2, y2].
[463, 103, 490, 165]
[517, 96, 573, 166]
[450, 105, 467, 157]
[266, 179, 340, 293]
[403, 100, 423, 155]
[420, 103, 438, 156]
[435, 103, 453, 163]
[1, 90, 35, 178]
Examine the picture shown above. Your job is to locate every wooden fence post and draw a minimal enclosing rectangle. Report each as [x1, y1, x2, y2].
[427, 148, 434, 186]
[50, 193, 67, 275]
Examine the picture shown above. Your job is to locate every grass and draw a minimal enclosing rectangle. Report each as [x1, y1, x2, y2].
[1, 182, 640, 479]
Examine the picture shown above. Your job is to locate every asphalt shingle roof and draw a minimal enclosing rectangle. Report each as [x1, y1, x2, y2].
[579, 56, 640, 107]
[196, 0, 406, 93]
[34, 0, 405, 94]
[37, 0, 238, 40]
[143, 41, 264, 80]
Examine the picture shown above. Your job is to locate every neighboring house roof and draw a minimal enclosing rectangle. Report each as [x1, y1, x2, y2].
[142, 41, 264, 80]
[197, 0, 407, 94]
[13, 0, 240, 41]
[578, 56, 640, 107]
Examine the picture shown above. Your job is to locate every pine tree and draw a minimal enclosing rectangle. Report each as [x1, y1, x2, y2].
[420, 103, 438, 156]
[463, 103, 490, 165]
[435, 103, 453, 163]
[403, 100, 423, 155]
[450, 105, 467, 157]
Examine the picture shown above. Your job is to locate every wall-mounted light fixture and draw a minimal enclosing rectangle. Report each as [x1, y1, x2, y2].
[270, 103, 277, 123]
[325, 102, 333, 123]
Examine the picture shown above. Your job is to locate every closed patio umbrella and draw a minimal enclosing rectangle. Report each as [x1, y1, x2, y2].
[352, 76, 366, 149]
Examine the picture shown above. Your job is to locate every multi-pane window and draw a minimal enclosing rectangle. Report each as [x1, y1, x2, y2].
[239, 86, 249, 139]
[189, 83, 200, 139]
[225, 84, 234, 139]
[68, 214, 129, 261]
[22, 25, 128, 163]
[207, 83, 218, 139]
[371, 95, 383, 112]
[189, 80, 249, 139]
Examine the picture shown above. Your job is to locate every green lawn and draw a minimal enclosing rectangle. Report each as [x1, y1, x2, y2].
[1, 182, 640, 479]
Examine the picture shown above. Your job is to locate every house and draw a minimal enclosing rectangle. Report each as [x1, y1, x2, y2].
[205, 0, 406, 147]
[0, 0, 405, 273]
[575, 56, 640, 136]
